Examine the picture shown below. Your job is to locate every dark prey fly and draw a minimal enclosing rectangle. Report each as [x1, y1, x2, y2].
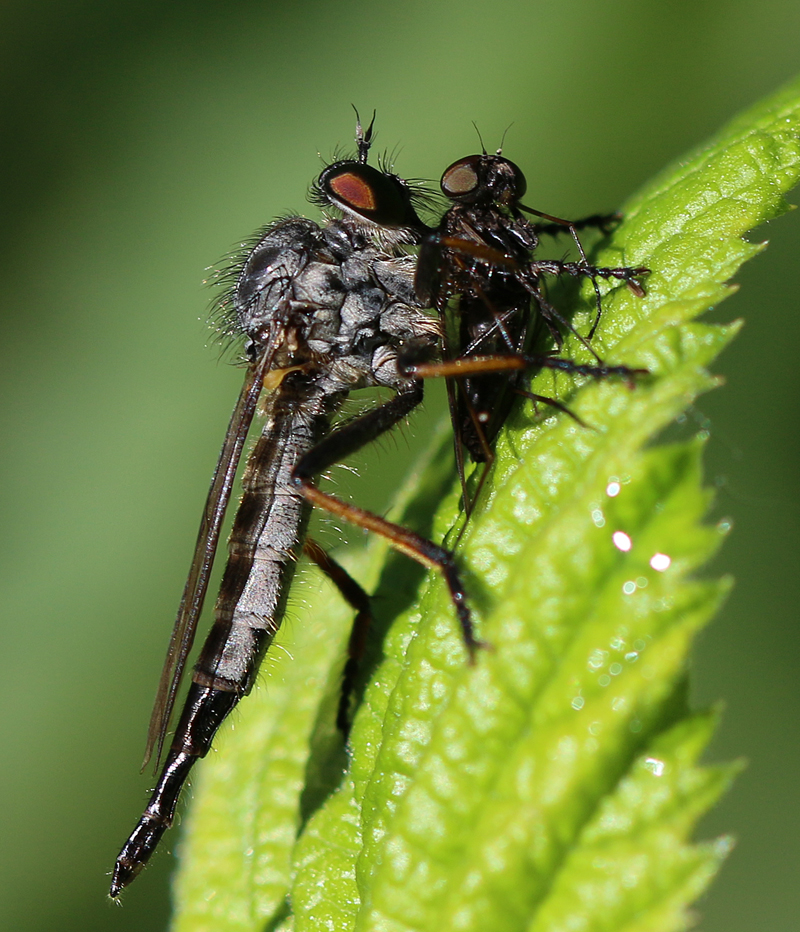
[110, 118, 476, 898]
[412, 148, 649, 512]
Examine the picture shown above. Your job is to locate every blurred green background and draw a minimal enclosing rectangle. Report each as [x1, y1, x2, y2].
[1, 1, 798, 930]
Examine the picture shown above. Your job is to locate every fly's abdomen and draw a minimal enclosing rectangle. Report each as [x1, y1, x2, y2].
[194, 396, 325, 690]
[110, 385, 330, 897]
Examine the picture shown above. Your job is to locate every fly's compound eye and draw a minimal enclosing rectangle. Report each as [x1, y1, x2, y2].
[441, 154, 528, 206]
[440, 157, 482, 199]
[317, 161, 418, 228]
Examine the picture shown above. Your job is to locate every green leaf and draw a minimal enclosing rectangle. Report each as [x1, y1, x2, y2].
[170, 77, 800, 932]
[170, 439, 455, 932]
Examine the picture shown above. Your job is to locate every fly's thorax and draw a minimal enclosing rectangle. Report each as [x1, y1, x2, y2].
[372, 255, 418, 306]
[369, 340, 428, 390]
[311, 296, 437, 394]
[299, 229, 432, 373]
[233, 213, 425, 353]
[447, 202, 533, 255]
[234, 217, 320, 338]
[316, 334, 432, 395]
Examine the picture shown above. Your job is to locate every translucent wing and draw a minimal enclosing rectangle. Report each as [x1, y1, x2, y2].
[142, 345, 275, 770]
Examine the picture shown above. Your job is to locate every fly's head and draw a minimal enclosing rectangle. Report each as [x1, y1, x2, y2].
[440, 152, 527, 209]
[312, 160, 424, 243]
[311, 114, 431, 249]
[414, 151, 530, 310]
[213, 116, 436, 381]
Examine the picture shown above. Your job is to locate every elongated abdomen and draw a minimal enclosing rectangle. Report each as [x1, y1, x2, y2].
[110, 384, 331, 896]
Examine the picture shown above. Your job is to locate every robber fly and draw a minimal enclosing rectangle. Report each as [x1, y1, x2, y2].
[110, 117, 477, 898]
[412, 147, 649, 511]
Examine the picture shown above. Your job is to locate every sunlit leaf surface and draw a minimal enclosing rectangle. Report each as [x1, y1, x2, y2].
[171, 78, 800, 932]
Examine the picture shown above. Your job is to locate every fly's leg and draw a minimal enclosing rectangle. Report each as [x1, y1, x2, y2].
[302, 537, 373, 734]
[455, 385, 592, 527]
[532, 212, 621, 238]
[523, 253, 648, 342]
[416, 232, 649, 343]
[405, 353, 645, 520]
[292, 382, 482, 659]
[517, 204, 645, 337]
[447, 366, 498, 524]
[407, 352, 647, 386]
[528, 258, 649, 293]
[513, 388, 590, 429]
[528, 257, 649, 309]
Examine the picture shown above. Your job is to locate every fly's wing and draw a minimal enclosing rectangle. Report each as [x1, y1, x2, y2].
[142, 220, 321, 769]
[142, 346, 276, 769]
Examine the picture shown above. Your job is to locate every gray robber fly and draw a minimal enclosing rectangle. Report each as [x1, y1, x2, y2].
[110, 116, 478, 898]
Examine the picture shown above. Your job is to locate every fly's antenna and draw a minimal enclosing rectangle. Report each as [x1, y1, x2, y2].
[471, 121, 488, 155]
[498, 122, 514, 155]
[353, 106, 377, 163]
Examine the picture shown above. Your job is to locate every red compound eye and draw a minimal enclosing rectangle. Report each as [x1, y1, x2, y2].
[327, 171, 377, 212]
[316, 160, 423, 230]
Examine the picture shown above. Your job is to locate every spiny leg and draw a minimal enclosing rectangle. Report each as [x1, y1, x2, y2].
[518, 204, 642, 337]
[407, 352, 647, 385]
[404, 353, 644, 521]
[514, 388, 591, 429]
[292, 383, 482, 658]
[302, 537, 373, 734]
[420, 230, 649, 344]
[531, 212, 621, 238]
